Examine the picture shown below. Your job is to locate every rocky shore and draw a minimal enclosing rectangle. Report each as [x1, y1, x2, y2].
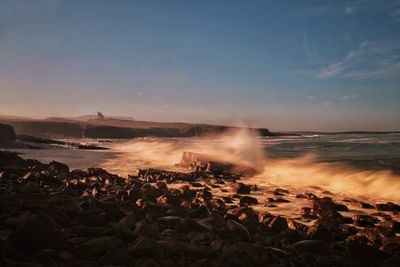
[1, 150, 400, 267]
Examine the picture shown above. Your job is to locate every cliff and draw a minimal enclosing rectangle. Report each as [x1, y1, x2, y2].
[0, 117, 272, 139]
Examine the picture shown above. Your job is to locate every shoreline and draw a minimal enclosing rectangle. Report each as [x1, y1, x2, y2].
[1, 150, 400, 266]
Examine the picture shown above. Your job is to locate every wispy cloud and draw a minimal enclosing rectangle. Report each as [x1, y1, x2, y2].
[313, 40, 400, 80]
[391, 1, 400, 22]
[315, 50, 358, 78]
[321, 101, 334, 107]
[345, 6, 354, 15]
[302, 32, 320, 63]
[288, 1, 396, 19]
[341, 94, 359, 100]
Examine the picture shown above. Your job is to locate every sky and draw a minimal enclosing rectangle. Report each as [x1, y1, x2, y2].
[0, 0, 399, 131]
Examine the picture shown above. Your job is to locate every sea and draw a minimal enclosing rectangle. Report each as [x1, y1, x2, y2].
[8, 132, 400, 204]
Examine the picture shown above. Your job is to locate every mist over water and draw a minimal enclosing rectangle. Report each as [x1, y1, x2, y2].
[101, 129, 265, 174]
[100, 130, 400, 202]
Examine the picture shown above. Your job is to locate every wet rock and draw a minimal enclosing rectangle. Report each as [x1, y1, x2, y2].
[307, 220, 334, 242]
[227, 206, 253, 218]
[267, 197, 290, 203]
[380, 220, 400, 233]
[235, 182, 251, 194]
[311, 197, 346, 226]
[48, 160, 69, 173]
[301, 207, 317, 219]
[352, 214, 378, 227]
[197, 188, 212, 199]
[376, 202, 400, 212]
[268, 216, 288, 233]
[142, 184, 163, 200]
[343, 198, 374, 209]
[239, 196, 258, 206]
[273, 188, 288, 196]
[226, 219, 251, 241]
[180, 151, 256, 175]
[287, 218, 308, 232]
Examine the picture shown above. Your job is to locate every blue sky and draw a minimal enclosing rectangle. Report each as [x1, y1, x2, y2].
[0, 0, 399, 131]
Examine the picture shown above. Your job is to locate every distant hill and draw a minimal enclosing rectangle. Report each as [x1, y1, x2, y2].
[0, 116, 272, 139]
[0, 115, 33, 121]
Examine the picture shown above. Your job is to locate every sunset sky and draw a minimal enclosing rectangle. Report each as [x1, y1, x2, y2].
[0, 0, 399, 131]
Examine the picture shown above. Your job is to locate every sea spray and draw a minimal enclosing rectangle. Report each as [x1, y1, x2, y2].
[100, 129, 400, 202]
[100, 128, 266, 174]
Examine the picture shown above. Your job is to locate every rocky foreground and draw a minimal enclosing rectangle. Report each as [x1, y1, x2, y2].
[0, 151, 400, 267]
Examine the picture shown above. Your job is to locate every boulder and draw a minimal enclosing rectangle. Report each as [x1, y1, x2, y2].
[352, 214, 378, 227]
[11, 212, 66, 253]
[0, 124, 16, 145]
[180, 151, 257, 175]
[288, 239, 328, 255]
[376, 202, 400, 212]
[74, 236, 123, 259]
[239, 196, 258, 206]
[48, 160, 70, 173]
[346, 239, 390, 266]
[268, 216, 288, 233]
[235, 183, 251, 194]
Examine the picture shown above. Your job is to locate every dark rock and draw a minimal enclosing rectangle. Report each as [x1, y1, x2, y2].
[307, 220, 334, 242]
[217, 242, 277, 266]
[48, 160, 70, 173]
[136, 258, 160, 267]
[267, 197, 290, 203]
[240, 196, 258, 206]
[376, 202, 400, 212]
[226, 220, 251, 241]
[352, 214, 378, 227]
[0, 124, 16, 145]
[343, 198, 374, 209]
[273, 188, 289, 196]
[301, 207, 317, 219]
[197, 188, 212, 199]
[235, 182, 251, 194]
[314, 255, 361, 267]
[74, 236, 123, 259]
[21, 181, 41, 193]
[227, 206, 253, 218]
[0, 150, 27, 168]
[346, 239, 390, 266]
[11, 212, 66, 253]
[98, 248, 135, 266]
[381, 256, 400, 267]
[142, 184, 162, 200]
[180, 151, 256, 175]
[311, 197, 345, 227]
[287, 218, 308, 232]
[380, 220, 400, 233]
[288, 239, 328, 255]
[268, 216, 288, 233]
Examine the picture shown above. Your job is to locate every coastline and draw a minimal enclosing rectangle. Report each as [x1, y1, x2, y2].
[1, 150, 399, 266]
